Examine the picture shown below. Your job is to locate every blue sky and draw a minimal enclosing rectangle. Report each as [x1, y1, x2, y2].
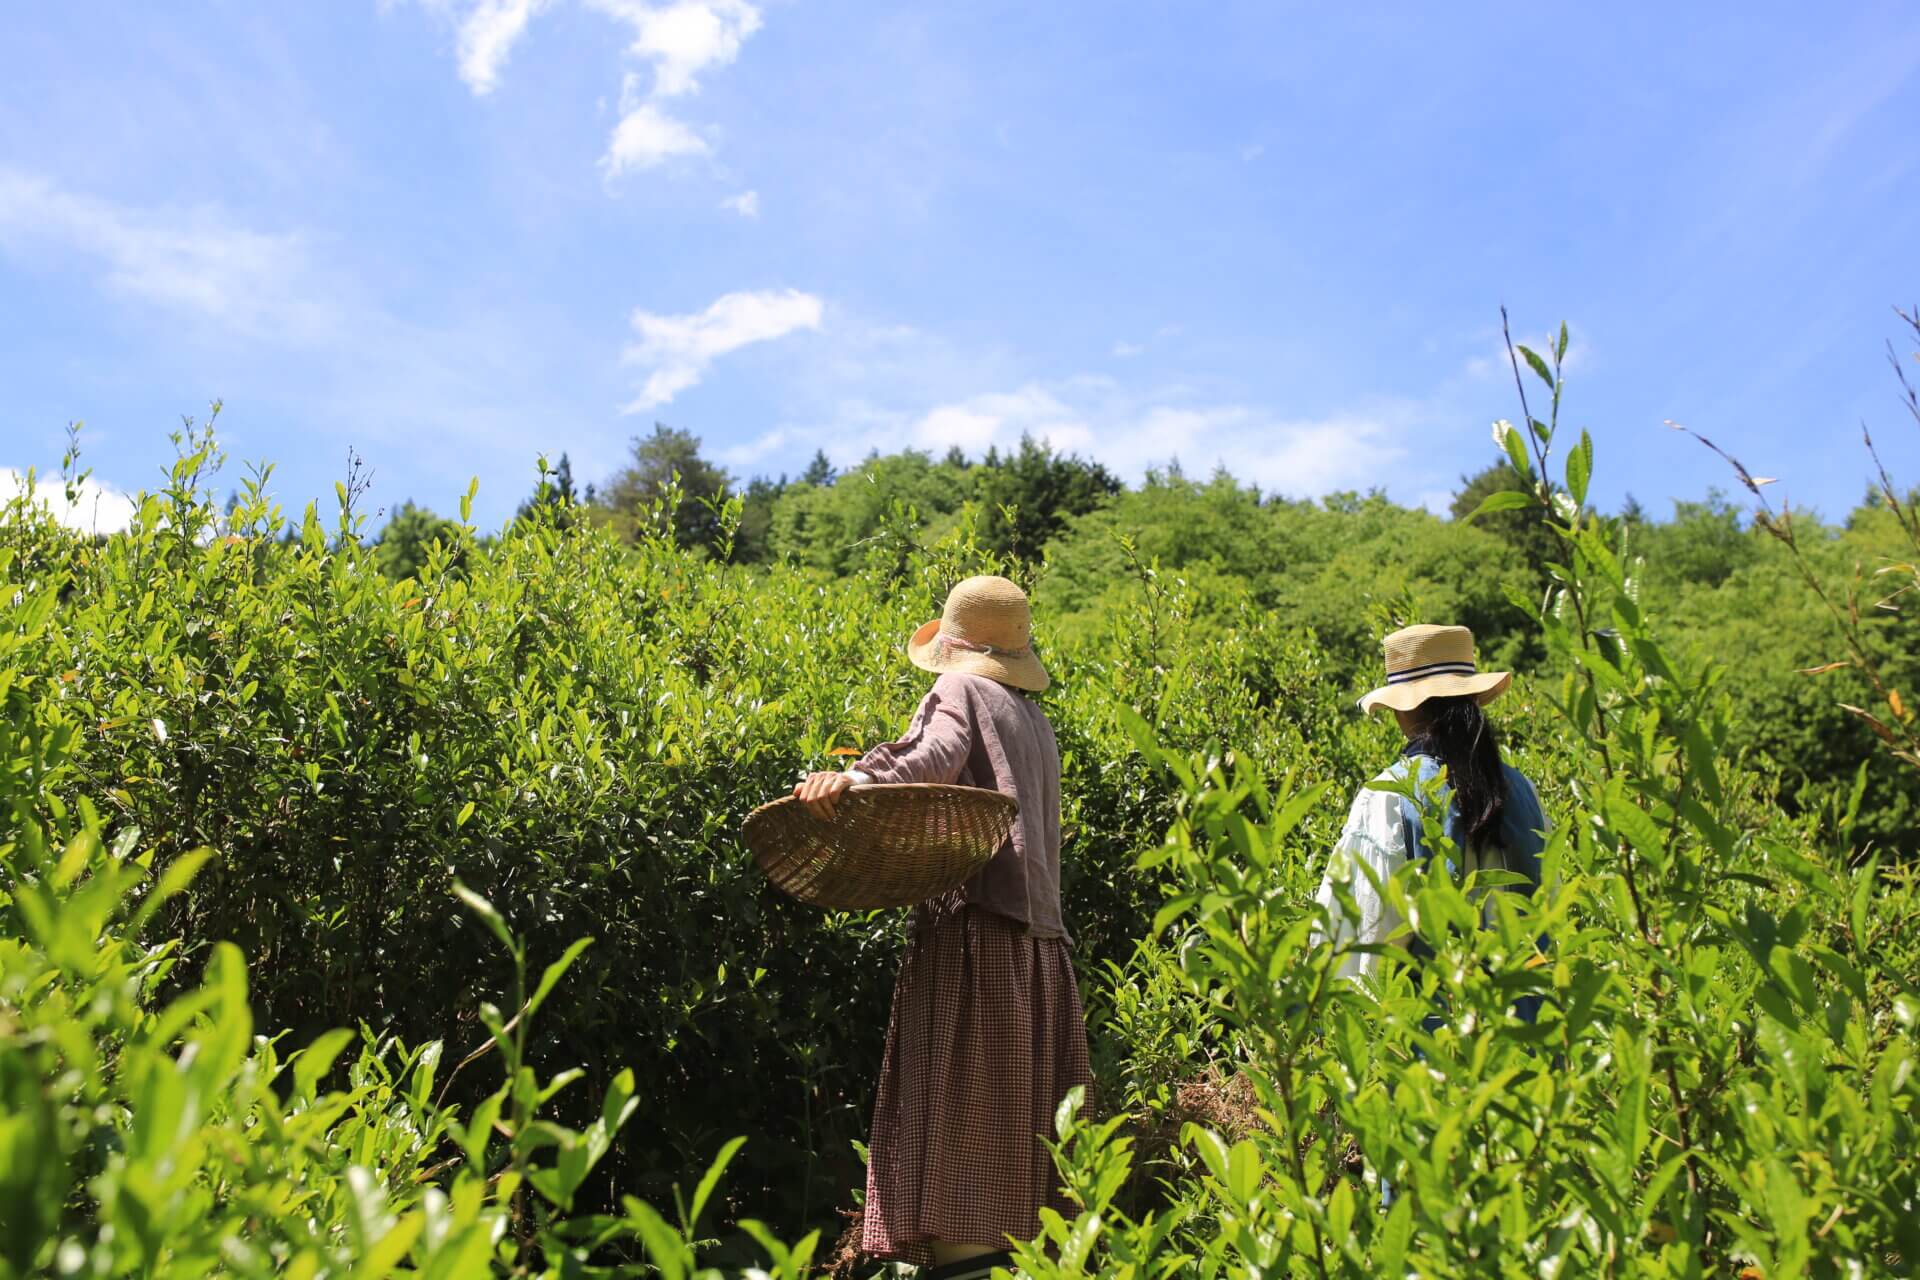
[4, 2, 1919, 532]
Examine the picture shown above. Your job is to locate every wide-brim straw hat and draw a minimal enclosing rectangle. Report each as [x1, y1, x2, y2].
[906, 574, 1050, 692]
[1357, 623, 1511, 715]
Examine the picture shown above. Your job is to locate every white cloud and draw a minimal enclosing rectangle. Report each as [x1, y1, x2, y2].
[1224, 412, 1407, 495]
[0, 169, 328, 339]
[455, 0, 554, 94]
[405, 1, 763, 181]
[720, 190, 760, 217]
[1463, 325, 1588, 381]
[601, 95, 710, 175]
[590, 0, 761, 97]
[621, 288, 823, 413]
[1, 469, 138, 535]
[593, 1, 761, 180]
[1111, 340, 1145, 358]
[914, 405, 1000, 452]
[718, 428, 786, 466]
[909, 387, 1093, 456]
[820, 374, 1413, 498]
[0, 170, 591, 484]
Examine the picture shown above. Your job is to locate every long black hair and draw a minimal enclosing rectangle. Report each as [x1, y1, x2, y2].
[1405, 694, 1507, 852]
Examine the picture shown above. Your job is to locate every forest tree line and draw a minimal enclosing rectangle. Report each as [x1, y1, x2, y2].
[378, 423, 1920, 850]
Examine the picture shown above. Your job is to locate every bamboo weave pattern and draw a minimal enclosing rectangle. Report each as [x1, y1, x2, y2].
[743, 783, 1018, 909]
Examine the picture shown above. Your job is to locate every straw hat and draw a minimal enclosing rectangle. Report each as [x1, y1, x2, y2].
[906, 575, 1050, 692]
[1357, 623, 1510, 715]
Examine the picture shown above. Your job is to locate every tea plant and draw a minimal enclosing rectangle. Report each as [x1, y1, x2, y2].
[5, 309, 1917, 1275]
[1007, 322, 1920, 1278]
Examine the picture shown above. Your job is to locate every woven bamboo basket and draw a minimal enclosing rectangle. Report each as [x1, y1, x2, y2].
[743, 783, 1018, 910]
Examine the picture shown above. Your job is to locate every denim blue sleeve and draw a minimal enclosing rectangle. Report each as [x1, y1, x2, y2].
[1501, 765, 1548, 885]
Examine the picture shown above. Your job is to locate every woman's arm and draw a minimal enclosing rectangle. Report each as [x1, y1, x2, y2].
[850, 683, 971, 785]
[1311, 783, 1410, 984]
[795, 682, 971, 818]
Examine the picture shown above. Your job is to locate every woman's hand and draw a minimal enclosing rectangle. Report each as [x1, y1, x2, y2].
[795, 771, 855, 820]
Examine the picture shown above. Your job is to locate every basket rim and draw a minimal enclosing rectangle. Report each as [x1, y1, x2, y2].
[741, 782, 1020, 910]
[743, 780, 1017, 823]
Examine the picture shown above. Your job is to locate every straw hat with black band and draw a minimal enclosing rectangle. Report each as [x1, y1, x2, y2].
[905, 575, 1050, 693]
[1357, 623, 1510, 715]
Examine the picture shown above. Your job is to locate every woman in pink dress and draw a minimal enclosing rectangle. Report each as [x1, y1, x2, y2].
[795, 575, 1090, 1280]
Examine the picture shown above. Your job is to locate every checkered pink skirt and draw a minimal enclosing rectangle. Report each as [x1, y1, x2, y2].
[860, 905, 1092, 1266]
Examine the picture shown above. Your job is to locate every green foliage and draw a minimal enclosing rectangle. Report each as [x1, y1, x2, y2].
[374, 500, 466, 581]
[6, 310, 1919, 1276]
[1043, 473, 1536, 673]
[1008, 327, 1920, 1280]
[515, 452, 591, 531]
[768, 449, 972, 572]
[1631, 491, 1757, 592]
[754, 437, 1117, 571]
[598, 423, 734, 552]
[6, 428, 1364, 1261]
[1660, 312, 1920, 847]
[0, 511, 817, 1275]
[967, 436, 1122, 559]
[1454, 459, 1561, 584]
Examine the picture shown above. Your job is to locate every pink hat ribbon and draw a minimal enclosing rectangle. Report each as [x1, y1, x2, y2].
[935, 631, 1031, 659]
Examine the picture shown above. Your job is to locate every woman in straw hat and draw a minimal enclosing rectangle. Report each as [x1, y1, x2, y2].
[1312, 623, 1549, 997]
[793, 575, 1089, 1280]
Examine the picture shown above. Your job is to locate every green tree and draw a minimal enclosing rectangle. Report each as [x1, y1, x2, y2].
[733, 474, 786, 563]
[598, 424, 731, 552]
[971, 435, 1122, 558]
[1633, 490, 1758, 590]
[800, 449, 834, 486]
[515, 453, 589, 529]
[1040, 468, 1290, 633]
[374, 501, 464, 580]
[1452, 460, 1559, 581]
[767, 450, 968, 573]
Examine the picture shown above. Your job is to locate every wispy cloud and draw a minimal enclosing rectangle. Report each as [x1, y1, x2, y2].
[601, 91, 710, 174]
[720, 190, 760, 217]
[1109, 325, 1180, 361]
[819, 373, 1415, 498]
[403, 0, 762, 180]
[0, 169, 329, 339]
[718, 427, 786, 466]
[909, 387, 1092, 456]
[453, 0, 555, 94]
[589, 0, 760, 98]
[621, 288, 823, 413]
[1462, 324, 1588, 381]
[593, 0, 760, 179]
[1, 468, 138, 535]
[0, 169, 588, 483]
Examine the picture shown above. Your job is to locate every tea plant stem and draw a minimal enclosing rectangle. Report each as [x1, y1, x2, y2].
[1500, 307, 1553, 485]
[1679, 420, 1920, 765]
[1560, 575, 1617, 780]
[1661, 1048, 1700, 1202]
[1271, 1055, 1331, 1280]
[1776, 528, 1920, 758]
[436, 1004, 528, 1108]
[1498, 313, 1617, 777]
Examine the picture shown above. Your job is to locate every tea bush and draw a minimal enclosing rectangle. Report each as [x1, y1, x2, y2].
[4, 320, 1917, 1275]
[1, 439, 1377, 1252]
[2, 528, 771, 1277]
[1010, 331, 1920, 1279]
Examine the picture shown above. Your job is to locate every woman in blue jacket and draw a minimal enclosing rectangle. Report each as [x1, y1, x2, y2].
[1313, 623, 1548, 1005]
